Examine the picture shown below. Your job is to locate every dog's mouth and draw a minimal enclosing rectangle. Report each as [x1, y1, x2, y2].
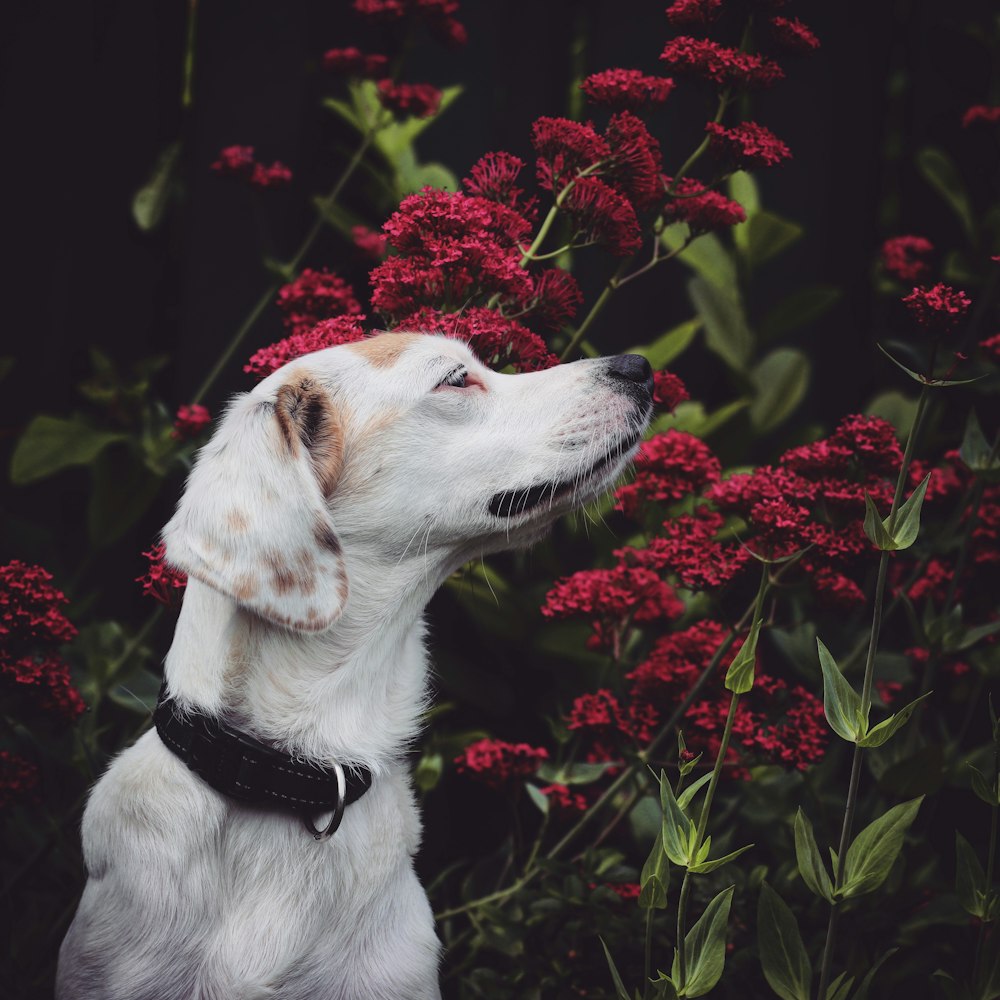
[487, 431, 642, 519]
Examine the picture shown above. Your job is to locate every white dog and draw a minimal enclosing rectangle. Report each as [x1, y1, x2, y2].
[56, 331, 653, 1000]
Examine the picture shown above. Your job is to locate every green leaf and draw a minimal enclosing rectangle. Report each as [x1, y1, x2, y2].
[858, 691, 933, 748]
[629, 318, 702, 370]
[651, 973, 679, 1000]
[677, 772, 713, 813]
[680, 885, 735, 997]
[743, 211, 803, 268]
[536, 760, 615, 785]
[865, 390, 919, 439]
[725, 618, 762, 693]
[413, 751, 444, 792]
[107, 666, 163, 714]
[87, 447, 163, 548]
[757, 882, 811, 1000]
[891, 473, 931, 549]
[600, 937, 632, 1000]
[878, 343, 985, 388]
[851, 949, 896, 1000]
[952, 618, 1000, 653]
[817, 639, 863, 743]
[662, 226, 736, 290]
[863, 492, 897, 551]
[956, 831, 990, 919]
[10, 416, 127, 485]
[968, 764, 999, 807]
[132, 141, 182, 233]
[398, 160, 459, 195]
[677, 731, 702, 777]
[960, 410, 1000, 481]
[825, 972, 853, 1000]
[688, 276, 753, 371]
[688, 843, 754, 875]
[322, 96, 363, 131]
[748, 349, 811, 433]
[794, 808, 835, 902]
[916, 147, 975, 238]
[661, 769, 697, 866]
[728, 171, 760, 224]
[525, 783, 550, 816]
[640, 826, 671, 909]
[841, 797, 924, 898]
[759, 285, 841, 341]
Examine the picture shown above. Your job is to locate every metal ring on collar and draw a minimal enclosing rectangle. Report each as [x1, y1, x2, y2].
[303, 761, 347, 841]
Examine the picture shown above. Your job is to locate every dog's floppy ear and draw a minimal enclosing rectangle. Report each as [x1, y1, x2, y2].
[162, 376, 348, 632]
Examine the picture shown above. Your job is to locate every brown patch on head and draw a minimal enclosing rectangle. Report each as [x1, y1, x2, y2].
[346, 332, 422, 369]
[227, 509, 250, 532]
[274, 376, 346, 498]
[314, 520, 341, 555]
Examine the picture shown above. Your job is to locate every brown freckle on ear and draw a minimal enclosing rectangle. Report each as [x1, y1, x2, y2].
[346, 332, 422, 368]
[227, 509, 250, 532]
[265, 550, 298, 595]
[336, 568, 349, 607]
[234, 574, 259, 601]
[314, 521, 341, 555]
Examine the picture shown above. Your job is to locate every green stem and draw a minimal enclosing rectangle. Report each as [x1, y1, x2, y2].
[558, 261, 627, 362]
[192, 128, 378, 406]
[816, 378, 933, 1000]
[181, 0, 199, 110]
[643, 903, 655, 998]
[973, 740, 999, 980]
[677, 564, 769, 989]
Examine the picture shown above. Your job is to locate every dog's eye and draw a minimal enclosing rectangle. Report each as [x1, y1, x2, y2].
[436, 367, 468, 390]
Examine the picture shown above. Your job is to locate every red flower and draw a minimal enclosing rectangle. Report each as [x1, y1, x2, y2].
[579, 69, 675, 111]
[137, 543, 188, 605]
[352, 225, 389, 260]
[171, 404, 211, 441]
[454, 739, 548, 789]
[605, 112, 664, 209]
[276, 268, 363, 338]
[875, 680, 903, 706]
[0, 751, 40, 808]
[627, 619, 733, 699]
[653, 370, 689, 411]
[902, 283, 971, 334]
[769, 16, 820, 52]
[540, 783, 588, 812]
[808, 569, 866, 609]
[245, 316, 368, 379]
[562, 177, 643, 256]
[907, 558, 954, 604]
[377, 80, 442, 118]
[250, 161, 292, 189]
[962, 105, 1000, 127]
[321, 47, 388, 77]
[532, 117, 611, 192]
[354, 0, 466, 44]
[980, 333, 1000, 364]
[0, 561, 77, 649]
[615, 430, 721, 517]
[211, 145, 256, 176]
[665, 0, 722, 25]
[567, 689, 629, 734]
[542, 564, 683, 627]
[827, 414, 903, 477]
[463, 151, 534, 216]
[397, 307, 558, 372]
[515, 269, 584, 332]
[663, 177, 746, 231]
[705, 121, 791, 169]
[660, 37, 784, 90]
[881, 236, 933, 282]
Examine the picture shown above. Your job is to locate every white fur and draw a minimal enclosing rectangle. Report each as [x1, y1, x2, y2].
[57, 333, 651, 999]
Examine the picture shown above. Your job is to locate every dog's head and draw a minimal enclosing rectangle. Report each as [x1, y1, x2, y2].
[163, 332, 653, 632]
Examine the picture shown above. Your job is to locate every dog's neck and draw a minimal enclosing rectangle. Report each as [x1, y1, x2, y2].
[163, 545, 452, 776]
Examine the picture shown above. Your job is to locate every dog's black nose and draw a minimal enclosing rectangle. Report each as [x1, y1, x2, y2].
[606, 354, 654, 396]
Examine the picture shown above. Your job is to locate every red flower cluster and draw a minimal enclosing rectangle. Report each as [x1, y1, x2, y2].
[245, 316, 368, 379]
[881, 236, 933, 282]
[462, 151, 535, 216]
[211, 145, 292, 190]
[0, 561, 84, 722]
[663, 177, 746, 232]
[377, 80, 442, 119]
[665, 0, 722, 26]
[172, 403, 211, 441]
[579, 69, 675, 111]
[902, 283, 972, 334]
[614, 430, 721, 517]
[276, 268, 364, 339]
[769, 16, 820, 53]
[454, 739, 548, 789]
[962, 105, 1000, 128]
[136, 543, 188, 605]
[353, 0, 466, 47]
[705, 121, 791, 169]
[981, 333, 1000, 365]
[352, 225, 389, 260]
[660, 37, 784, 90]
[0, 751, 39, 809]
[321, 47, 388, 77]
[653, 369, 689, 410]
[540, 783, 588, 812]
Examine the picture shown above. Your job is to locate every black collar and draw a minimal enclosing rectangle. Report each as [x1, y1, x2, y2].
[153, 682, 373, 839]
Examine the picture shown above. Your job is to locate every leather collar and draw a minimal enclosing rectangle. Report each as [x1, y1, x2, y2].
[153, 682, 373, 839]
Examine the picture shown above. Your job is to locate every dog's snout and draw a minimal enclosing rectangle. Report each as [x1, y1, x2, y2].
[606, 354, 654, 397]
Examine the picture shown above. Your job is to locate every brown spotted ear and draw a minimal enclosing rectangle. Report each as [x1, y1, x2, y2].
[161, 377, 348, 631]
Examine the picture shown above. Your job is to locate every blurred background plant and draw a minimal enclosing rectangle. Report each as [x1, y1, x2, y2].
[1, 1, 999, 997]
